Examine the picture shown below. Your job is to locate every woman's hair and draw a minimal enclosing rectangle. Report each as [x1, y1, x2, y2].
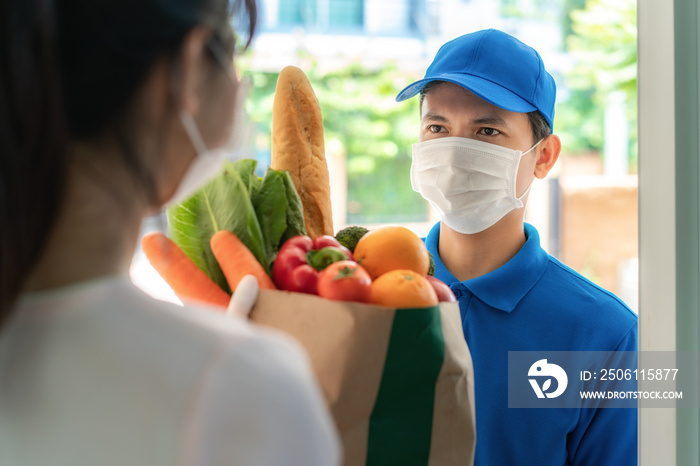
[0, 0, 257, 326]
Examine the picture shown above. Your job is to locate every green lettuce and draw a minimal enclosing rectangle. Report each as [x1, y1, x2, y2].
[280, 170, 306, 244]
[251, 168, 289, 270]
[166, 159, 306, 292]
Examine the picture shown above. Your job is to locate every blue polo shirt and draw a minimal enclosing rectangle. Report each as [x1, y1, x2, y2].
[426, 222, 638, 465]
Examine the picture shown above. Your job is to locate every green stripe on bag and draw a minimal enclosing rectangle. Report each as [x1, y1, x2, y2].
[366, 306, 445, 465]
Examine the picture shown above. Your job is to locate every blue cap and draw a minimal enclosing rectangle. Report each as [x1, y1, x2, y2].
[396, 29, 556, 129]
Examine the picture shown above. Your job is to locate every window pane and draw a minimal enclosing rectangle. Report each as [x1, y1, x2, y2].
[329, 0, 363, 28]
[279, 0, 317, 26]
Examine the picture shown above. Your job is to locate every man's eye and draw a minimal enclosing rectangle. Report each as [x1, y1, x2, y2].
[428, 125, 444, 133]
[480, 127, 501, 136]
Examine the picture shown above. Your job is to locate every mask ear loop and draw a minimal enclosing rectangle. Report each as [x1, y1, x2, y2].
[206, 37, 238, 83]
[521, 138, 544, 157]
[205, 36, 249, 159]
[516, 138, 545, 202]
[156, 53, 211, 226]
[170, 46, 211, 157]
[179, 112, 209, 155]
[517, 179, 535, 202]
[165, 40, 211, 157]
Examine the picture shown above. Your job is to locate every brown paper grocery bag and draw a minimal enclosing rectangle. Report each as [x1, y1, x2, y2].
[251, 289, 476, 466]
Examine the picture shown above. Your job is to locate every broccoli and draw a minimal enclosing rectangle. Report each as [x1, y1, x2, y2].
[427, 250, 436, 276]
[335, 226, 369, 253]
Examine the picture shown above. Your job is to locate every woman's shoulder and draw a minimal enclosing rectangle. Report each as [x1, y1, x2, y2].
[116, 281, 340, 465]
[117, 277, 308, 370]
[15, 275, 311, 388]
[3, 276, 339, 465]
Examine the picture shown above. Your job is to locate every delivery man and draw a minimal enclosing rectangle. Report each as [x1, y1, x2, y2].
[396, 29, 638, 465]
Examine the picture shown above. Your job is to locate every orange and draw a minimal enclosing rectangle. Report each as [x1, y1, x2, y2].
[353, 225, 430, 279]
[370, 269, 439, 308]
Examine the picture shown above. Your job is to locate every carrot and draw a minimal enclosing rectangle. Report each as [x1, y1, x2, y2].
[141, 232, 230, 308]
[210, 230, 277, 291]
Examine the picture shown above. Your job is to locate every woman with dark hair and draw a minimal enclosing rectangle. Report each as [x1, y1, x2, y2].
[0, 0, 340, 464]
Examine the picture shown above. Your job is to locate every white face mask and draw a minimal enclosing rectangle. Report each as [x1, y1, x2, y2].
[411, 136, 541, 234]
[165, 112, 228, 205]
[166, 39, 248, 206]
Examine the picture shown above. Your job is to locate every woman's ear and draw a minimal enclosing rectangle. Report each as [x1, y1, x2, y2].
[534, 134, 561, 179]
[174, 26, 212, 115]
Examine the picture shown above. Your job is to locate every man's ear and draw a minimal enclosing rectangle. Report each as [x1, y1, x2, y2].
[534, 134, 561, 179]
[173, 26, 212, 115]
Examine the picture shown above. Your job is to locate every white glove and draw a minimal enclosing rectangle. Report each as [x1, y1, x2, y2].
[226, 275, 260, 318]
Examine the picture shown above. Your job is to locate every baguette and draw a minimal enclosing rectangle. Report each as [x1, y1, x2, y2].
[270, 66, 333, 239]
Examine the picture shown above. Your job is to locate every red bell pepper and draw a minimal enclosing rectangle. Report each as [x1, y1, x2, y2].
[272, 235, 353, 294]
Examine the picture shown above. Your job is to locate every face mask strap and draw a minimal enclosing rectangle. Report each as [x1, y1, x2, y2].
[206, 37, 238, 84]
[173, 32, 239, 158]
[521, 138, 544, 157]
[517, 179, 534, 202]
[515, 138, 544, 202]
[179, 112, 209, 155]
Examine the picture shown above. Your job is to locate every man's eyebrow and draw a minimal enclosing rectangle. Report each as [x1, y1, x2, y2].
[421, 112, 449, 123]
[472, 115, 508, 127]
[421, 113, 509, 127]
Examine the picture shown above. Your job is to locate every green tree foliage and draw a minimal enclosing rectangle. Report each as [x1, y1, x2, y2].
[500, 0, 563, 22]
[241, 60, 427, 225]
[565, 0, 637, 167]
[500, 0, 636, 166]
[568, 0, 637, 100]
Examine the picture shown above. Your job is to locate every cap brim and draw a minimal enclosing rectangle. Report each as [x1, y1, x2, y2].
[396, 73, 537, 115]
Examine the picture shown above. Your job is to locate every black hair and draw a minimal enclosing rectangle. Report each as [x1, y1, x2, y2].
[419, 81, 552, 144]
[527, 110, 551, 143]
[418, 81, 440, 111]
[0, 0, 258, 326]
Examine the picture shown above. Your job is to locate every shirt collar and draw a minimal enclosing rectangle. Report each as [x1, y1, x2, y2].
[424, 222, 548, 312]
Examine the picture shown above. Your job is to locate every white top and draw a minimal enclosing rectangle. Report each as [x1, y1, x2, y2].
[0, 276, 341, 466]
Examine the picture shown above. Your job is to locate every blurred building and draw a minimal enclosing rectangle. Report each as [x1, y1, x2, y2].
[247, 0, 567, 76]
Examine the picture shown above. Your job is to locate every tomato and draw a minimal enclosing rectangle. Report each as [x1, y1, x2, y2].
[425, 276, 457, 302]
[317, 260, 372, 303]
